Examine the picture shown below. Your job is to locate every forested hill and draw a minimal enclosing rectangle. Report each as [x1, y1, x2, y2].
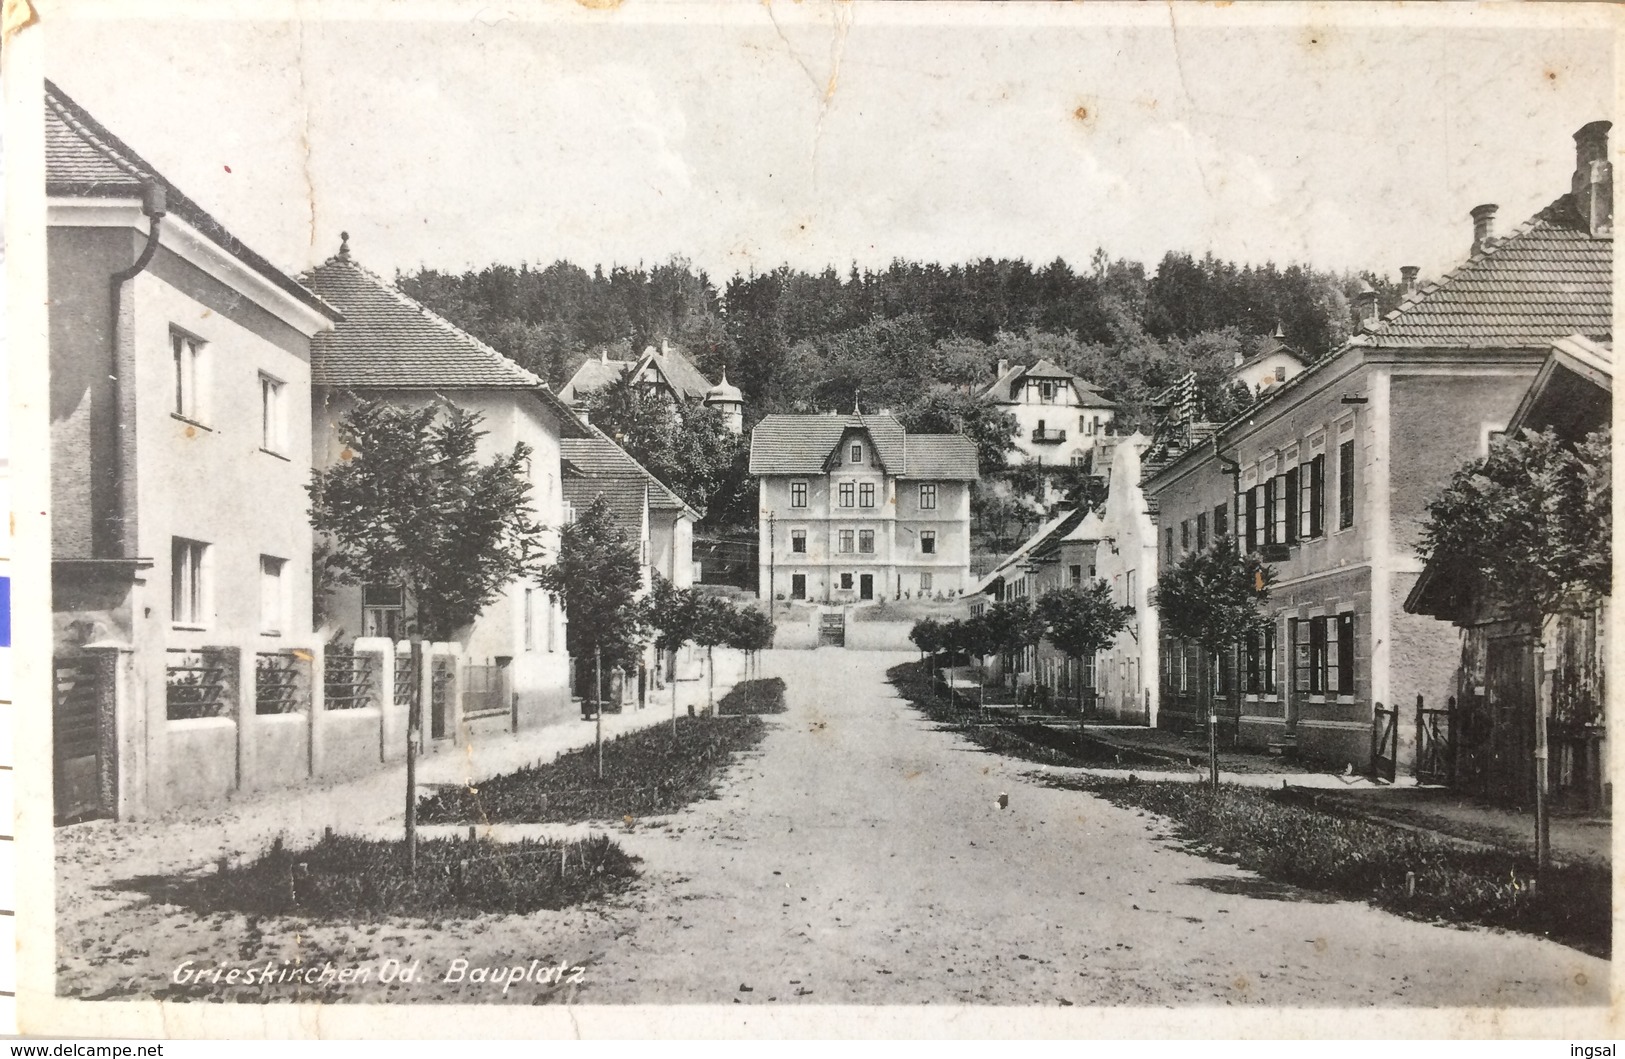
[397, 251, 1402, 430]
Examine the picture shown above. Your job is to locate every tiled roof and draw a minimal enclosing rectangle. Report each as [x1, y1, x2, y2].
[303, 249, 591, 434]
[901, 435, 979, 481]
[971, 507, 1085, 593]
[649, 346, 715, 401]
[559, 427, 700, 519]
[559, 357, 631, 403]
[562, 477, 647, 537]
[1356, 193, 1612, 349]
[747, 413, 963, 478]
[45, 80, 338, 322]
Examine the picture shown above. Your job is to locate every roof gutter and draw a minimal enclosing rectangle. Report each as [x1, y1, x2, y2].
[105, 181, 167, 558]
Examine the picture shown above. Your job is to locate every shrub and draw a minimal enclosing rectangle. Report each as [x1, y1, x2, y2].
[147, 832, 637, 918]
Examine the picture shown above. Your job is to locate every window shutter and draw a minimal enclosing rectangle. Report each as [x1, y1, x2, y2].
[1284, 467, 1300, 544]
[1244, 489, 1258, 550]
[1309, 454, 1325, 538]
[1337, 613, 1355, 695]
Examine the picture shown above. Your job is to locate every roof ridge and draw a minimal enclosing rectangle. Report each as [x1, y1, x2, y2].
[45, 86, 148, 184]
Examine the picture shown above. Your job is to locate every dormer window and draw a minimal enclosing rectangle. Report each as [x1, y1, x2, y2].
[851, 443, 863, 464]
[1040, 382, 1055, 401]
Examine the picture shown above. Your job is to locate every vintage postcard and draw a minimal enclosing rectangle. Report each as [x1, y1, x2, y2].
[7, 0, 1620, 1039]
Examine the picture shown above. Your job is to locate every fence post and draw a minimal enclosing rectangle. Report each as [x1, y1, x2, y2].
[1414, 693, 1424, 781]
[1370, 701, 1382, 778]
[308, 641, 325, 779]
[214, 646, 248, 792]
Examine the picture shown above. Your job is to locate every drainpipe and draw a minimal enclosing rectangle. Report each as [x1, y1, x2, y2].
[107, 181, 167, 557]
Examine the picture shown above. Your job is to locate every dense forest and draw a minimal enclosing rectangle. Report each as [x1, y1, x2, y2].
[398, 250, 1402, 431]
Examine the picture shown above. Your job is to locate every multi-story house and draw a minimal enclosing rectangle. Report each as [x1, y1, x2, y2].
[46, 82, 341, 819]
[304, 239, 589, 732]
[750, 413, 977, 603]
[1078, 433, 1160, 724]
[1142, 119, 1613, 773]
[980, 359, 1117, 466]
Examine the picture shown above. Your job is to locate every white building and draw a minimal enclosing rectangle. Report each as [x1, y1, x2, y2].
[980, 358, 1117, 466]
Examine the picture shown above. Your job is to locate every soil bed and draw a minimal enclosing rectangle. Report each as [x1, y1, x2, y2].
[128, 832, 638, 918]
[419, 678, 786, 824]
[1048, 773, 1611, 959]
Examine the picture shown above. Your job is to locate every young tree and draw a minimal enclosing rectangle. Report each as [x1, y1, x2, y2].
[986, 598, 1047, 691]
[641, 574, 702, 733]
[909, 617, 944, 669]
[690, 595, 738, 714]
[1150, 536, 1274, 787]
[538, 495, 646, 705]
[1418, 426, 1611, 869]
[308, 398, 549, 868]
[1037, 581, 1136, 713]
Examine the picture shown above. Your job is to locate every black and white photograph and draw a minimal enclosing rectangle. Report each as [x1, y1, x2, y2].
[9, 0, 1617, 1037]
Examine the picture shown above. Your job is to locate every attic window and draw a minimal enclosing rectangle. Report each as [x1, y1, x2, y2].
[851, 443, 863, 464]
[1040, 382, 1056, 401]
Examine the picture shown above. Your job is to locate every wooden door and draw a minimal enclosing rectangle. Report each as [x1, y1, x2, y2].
[1485, 636, 1535, 807]
[54, 656, 108, 824]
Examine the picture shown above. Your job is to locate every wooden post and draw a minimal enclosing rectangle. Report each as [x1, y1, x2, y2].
[672, 656, 679, 738]
[1533, 638, 1551, 874]
[595, 646, 604, 780]
[1206, 650, 1219, 789]
[406, 635, 422, 878]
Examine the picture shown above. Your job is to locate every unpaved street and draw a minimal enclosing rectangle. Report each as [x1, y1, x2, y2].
[59, 649, 1606, 1006]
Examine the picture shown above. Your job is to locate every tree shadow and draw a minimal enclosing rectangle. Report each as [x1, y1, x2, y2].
[1182, 874, 1342, 904]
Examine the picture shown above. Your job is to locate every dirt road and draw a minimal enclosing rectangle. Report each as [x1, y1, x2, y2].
[58, 649, 1606, 1007]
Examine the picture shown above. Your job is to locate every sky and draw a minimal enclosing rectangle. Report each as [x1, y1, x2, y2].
[43, 2, 1617, 288]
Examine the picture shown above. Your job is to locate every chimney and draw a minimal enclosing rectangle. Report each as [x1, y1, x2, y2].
[1400, 265, 1419, 297]
[1470, 204, 1498, 256]
[1572, 120, 1613, 236]
[997, 358, 1010, 377]
[1232, 347, 1244, 369]
[1355, 282, 1379, 331]
[599, 349, 608, 363]
[661, 338, 670, 356]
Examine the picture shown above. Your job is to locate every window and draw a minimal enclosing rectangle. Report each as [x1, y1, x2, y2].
[1245, 486, 1261, 551]
[1124, 569, 1136, 605]
[1079, 415, 1089, 434]
[1069, 564, 1082, 586]
[1196, 512, 1208, 552]
[1180, 520, 1190, 552]
[1040, 381, 1055, 401]
[362, 584, 404, 640]
[840, 572, 854, 590]
[791, 529, 807, 554]
[1338, 440, 1355, 529]
[920, 572, 933, 592]
[524, 588, 537, 651]
[790, 480, 808, 508]
[1213, 503, 1228, 540]
[1275, 365, 1287, 382]
[920, 530, 936, 554]
[259, 555, 286, 635]
[839, 482, 855, 508]
[1292, 614, 1354, 695]
[1245, 623, 1278, 694]
[171, 537, 207, 626]
[859, 482, 875, 508]
[1301, 453, 1325, 540]
[259, 373, 286, 454]
[172, 330, 205, 422]
[858, 529, 875, 553]
[838, 529, 855, 553]
[851, 443, 863, 464]
[919, 484, 937, 510]
[1267, 476, 1287, 546]
[1163, 527, 1174, 565]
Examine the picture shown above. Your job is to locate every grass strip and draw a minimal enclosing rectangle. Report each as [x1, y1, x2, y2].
[1051, 774, 1610, 958]
[137, 832, 637, 917]
[419, 678, 786, 824]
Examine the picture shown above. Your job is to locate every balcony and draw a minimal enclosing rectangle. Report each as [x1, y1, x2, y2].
[1030, 427, 1067, 444]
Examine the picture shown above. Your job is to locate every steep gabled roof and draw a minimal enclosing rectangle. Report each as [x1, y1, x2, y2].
[561, 476, 648, 537]
[558, 343, 717, 405]
[45, 80, 338, 322]
[559, 426, 701, 520]
[970, 507, 1086, 594]
[648, 346, 715, 402]
[1355, 194, 1612, 350]
[559, 356, 631, 403]
[748, 413, 911, 476]
[980, 359, 1116, 409]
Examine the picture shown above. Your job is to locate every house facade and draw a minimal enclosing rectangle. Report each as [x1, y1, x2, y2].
[47, 83, 342, 819]
[1142, 120, 1613, 773]
[560, 427, 702, 594]
[980, 359, 1117, 466]
[1406, 335, 1612, 809]
[303, 240, 589, 733]
[750, 414, 977, 603]
[1085, 434, 1160, 724]
[1229, 325, 1308, 397]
